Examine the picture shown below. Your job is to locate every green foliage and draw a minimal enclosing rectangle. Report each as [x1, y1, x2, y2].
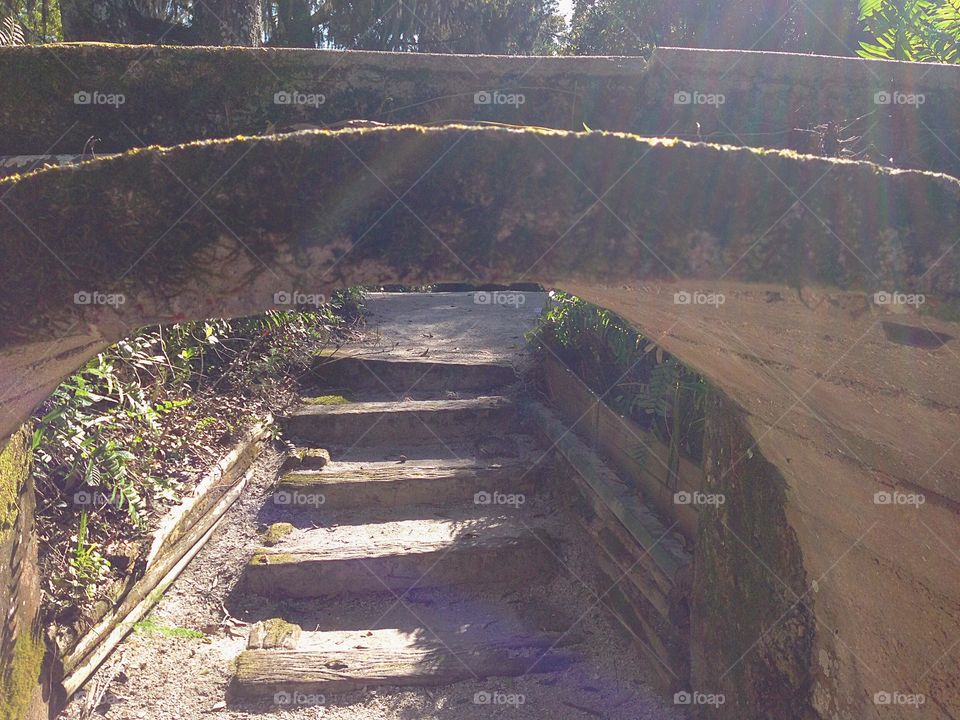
[10, 0, 563, 51]
[31, 332, 196, 527]
[34, 292, 365, 618]
[528, 291, 707, 463]
[1, 0, 60, 42]
[313, 0, 564, 54]
[566, 0, 862, 56]
[65, 512, 111, 600]
[34, 307, 355, 527]
[858, 0, 960, 62]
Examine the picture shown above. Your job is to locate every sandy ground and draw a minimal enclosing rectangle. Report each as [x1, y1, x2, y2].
[61, 292, 687, 720]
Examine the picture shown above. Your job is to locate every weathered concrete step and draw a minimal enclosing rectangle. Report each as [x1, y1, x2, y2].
[309, 355, 517, 394]
[243, 515, 556, 599]
[231, 629, 577, 699]
[276, 456, 541, 510]
[285, 396, 515, 446]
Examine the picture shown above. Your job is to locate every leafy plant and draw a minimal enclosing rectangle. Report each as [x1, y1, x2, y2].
[858, 0, 960, 62]
[528, 291, 707, 463]
[0, 15, 24, 45]
[65, 512, 111, 600]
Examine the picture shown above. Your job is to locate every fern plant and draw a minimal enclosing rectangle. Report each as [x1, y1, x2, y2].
[0, 15, 24, 45]
[528, 291, 707, 462]
[858, 0, 960, 62]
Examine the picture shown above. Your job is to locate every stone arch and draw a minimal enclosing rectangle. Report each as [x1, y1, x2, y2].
[1, 45, 959, 718]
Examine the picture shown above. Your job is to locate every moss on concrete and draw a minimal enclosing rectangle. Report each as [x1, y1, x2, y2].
[0, 428, 30, 542]
[0, 628, 45, 720]
[692, 389, 814, 719]
[134, 617, 205, 639]
[260, 522, 294, 547]
[249, 551, 295, 565]
[259, 618, 300, 649]
[302, 394, 350, 406]
[281, 447, 331, 473]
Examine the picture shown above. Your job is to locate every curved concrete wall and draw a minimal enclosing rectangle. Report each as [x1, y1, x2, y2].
[1, 127, 958, 446]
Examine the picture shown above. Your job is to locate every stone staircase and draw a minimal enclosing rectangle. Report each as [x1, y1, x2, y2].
[228, 356, 580, 706]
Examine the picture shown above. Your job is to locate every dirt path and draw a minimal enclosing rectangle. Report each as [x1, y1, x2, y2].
[354, 291, 547, 368]
[61, 292, 685, 720]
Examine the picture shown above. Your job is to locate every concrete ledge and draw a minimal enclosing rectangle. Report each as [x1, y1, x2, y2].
[2, 45, 960, 175]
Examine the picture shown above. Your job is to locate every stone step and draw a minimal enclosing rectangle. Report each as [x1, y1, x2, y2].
[284, 396, 516, 446]
[308, 355, 517, 395]
[275, 455, 542, 510]
[242, 515, 556, 599]
[231, 628, 577, 700]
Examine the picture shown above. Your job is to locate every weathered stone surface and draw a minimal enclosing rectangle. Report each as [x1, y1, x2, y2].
[2, 45, 960, 176]
[244, 514, 557, 599]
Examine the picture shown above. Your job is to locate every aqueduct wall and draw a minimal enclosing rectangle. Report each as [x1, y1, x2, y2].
[0, 45, 958, 719]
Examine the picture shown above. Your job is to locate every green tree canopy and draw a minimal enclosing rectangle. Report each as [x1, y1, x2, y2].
[566, 0, 861, 56]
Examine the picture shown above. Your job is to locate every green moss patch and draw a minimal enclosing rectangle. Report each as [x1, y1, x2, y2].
[302, 394, 350, 406]
[249, 551, 295, 565]
[260, 522, 294, 546]
[0, 427, 31, 539]
[134, 617, 205, 639]
[252, 618, 301, 650]
[0, 630, 45, 720]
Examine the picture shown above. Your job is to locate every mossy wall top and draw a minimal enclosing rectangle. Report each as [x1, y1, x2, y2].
[1, 45, 960, 176]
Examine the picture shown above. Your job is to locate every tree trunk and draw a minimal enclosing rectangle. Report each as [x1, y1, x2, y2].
[59, 0, 136, 41]
[194, 0, 263, 46]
